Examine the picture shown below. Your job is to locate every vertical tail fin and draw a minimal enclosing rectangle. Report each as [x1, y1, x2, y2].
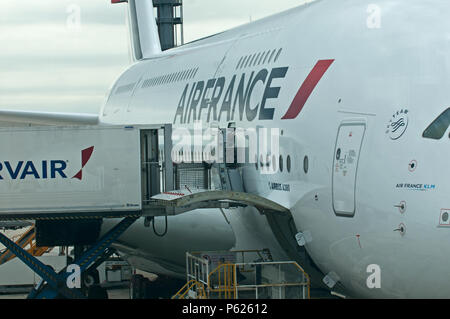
[112, 0, 162, 60]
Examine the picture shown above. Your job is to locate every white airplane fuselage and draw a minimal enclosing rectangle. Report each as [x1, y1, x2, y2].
[100, 0, 450, 298]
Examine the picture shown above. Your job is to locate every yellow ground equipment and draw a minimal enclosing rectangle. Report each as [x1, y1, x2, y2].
[172, 280, 207, 299]
[172, 250, 310, 300]
[0, 226, 52, 265]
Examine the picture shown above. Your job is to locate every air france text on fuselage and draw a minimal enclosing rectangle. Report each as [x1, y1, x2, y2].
[173, 67, 289, 124]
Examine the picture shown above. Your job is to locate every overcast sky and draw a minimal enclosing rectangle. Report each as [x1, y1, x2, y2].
[0, 0, 310, 114]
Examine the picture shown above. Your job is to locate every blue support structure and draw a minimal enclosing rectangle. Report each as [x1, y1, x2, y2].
[0, 228, 85, 299]
[0, 216, 139, 299]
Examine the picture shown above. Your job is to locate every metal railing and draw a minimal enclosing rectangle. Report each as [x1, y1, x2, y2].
[208, 263, 236, 299]
[186, 252, 210, 289]
[176, 251, 311, 300]
[234, 261, 310, 299]
[172, 279, 206, 299]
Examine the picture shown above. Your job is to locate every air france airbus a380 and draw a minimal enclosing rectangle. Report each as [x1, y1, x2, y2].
[1, 0, 449, 298]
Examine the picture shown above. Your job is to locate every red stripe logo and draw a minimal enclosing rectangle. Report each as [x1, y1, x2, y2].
[72, 146, 95, 180]
[281, 59, 334, 120]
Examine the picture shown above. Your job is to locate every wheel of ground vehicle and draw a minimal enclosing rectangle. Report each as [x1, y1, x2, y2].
[83, 269, 100, 288]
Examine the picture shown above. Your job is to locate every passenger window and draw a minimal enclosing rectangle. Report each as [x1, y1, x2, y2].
[423, 108, 450, 140]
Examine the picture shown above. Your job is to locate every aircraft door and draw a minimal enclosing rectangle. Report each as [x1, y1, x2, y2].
[332, 122, 366, 217]
[141, 129, 160, 202]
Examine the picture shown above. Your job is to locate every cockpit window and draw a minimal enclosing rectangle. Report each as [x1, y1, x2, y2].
[422, 108, 450, 140]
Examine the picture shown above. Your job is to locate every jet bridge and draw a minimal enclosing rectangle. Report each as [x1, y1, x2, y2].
[0, 123, 288, 298]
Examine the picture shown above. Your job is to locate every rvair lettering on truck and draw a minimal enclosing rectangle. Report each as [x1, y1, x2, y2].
[0, 146, 94, 180]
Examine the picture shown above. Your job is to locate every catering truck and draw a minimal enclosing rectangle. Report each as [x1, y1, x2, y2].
[0, 124, 173, 220]
[0, 124, 175, 246]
